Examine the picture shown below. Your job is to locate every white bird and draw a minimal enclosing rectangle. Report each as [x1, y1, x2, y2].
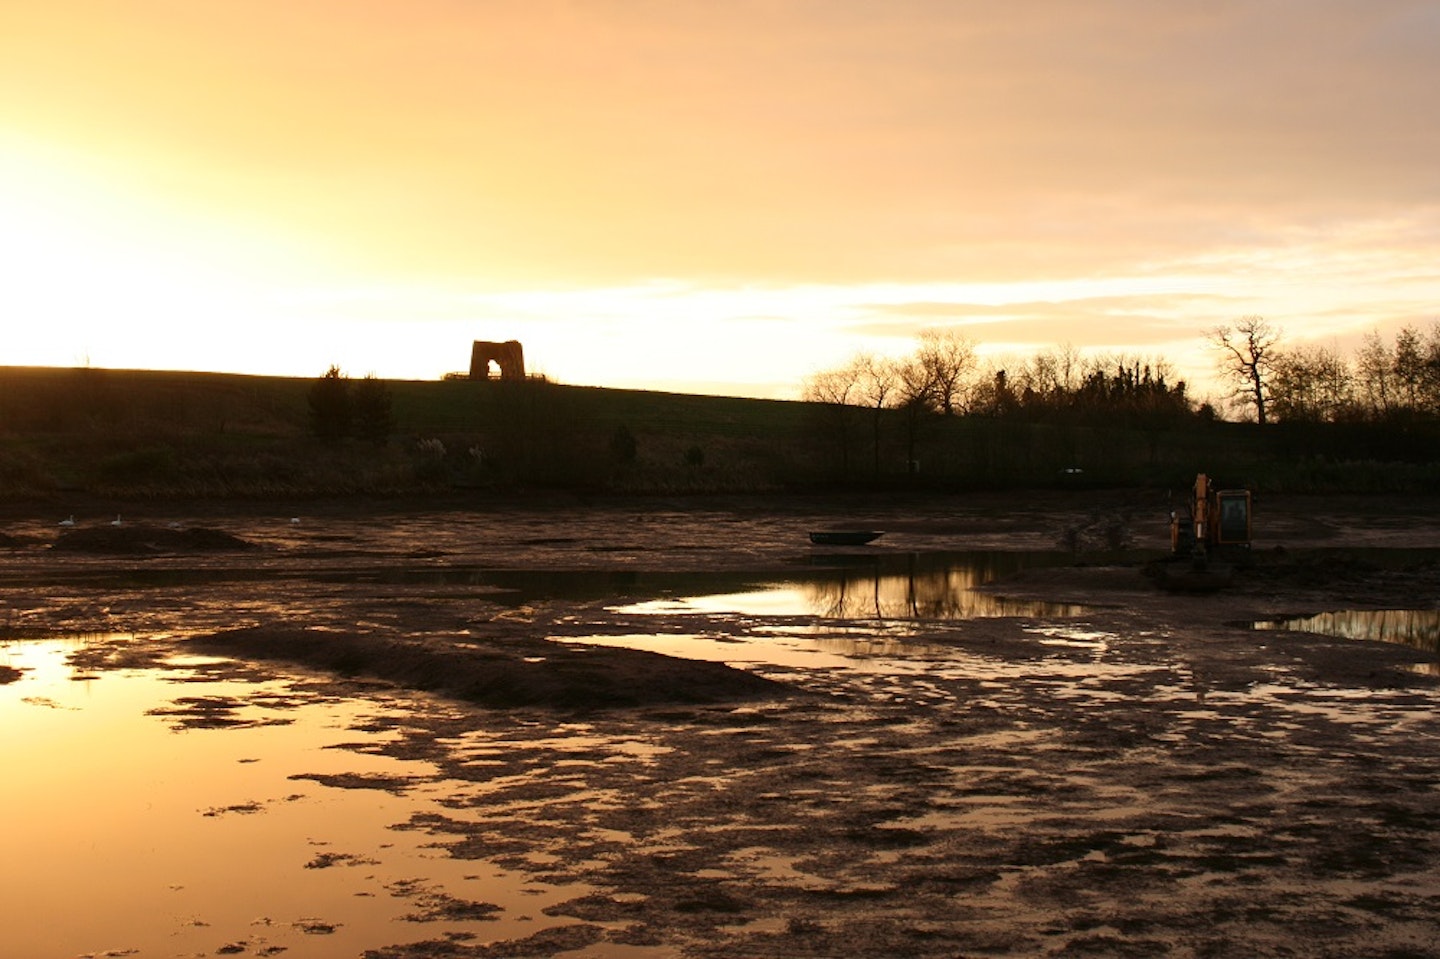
[59, 515, 75, 527]
[110, 514, 123, 527]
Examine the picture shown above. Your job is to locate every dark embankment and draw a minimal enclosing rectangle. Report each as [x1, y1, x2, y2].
[187, 626, 787, 708]
[52, 525, 257, 553]
[6, 364, 1440, 497]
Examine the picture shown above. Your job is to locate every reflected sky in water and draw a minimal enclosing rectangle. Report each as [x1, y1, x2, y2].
[1254, 609, 1440, 675]
[617, 551, 1088, 622]
[555, 626, 1131, 679]
[573, 553, 1095, 672]
[0, 639, 588, 958]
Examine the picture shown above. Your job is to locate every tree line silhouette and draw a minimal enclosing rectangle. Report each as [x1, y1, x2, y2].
[806, 319, 1440, 428]
[800, 319, 1440, 487]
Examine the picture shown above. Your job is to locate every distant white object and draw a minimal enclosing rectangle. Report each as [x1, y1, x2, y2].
[289, 517, 301, 525]
[59, 515, 75, 527]
[167, 521, 182, 530]
[111, 515, 123, 527]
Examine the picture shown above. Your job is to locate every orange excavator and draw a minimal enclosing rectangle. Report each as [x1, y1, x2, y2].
[1166, 473, 1251, 587]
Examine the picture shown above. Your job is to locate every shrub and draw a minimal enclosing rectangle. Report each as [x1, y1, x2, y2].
[307, 366, 352, 441]
[412, 437, 448, 483]
[352, 375, 394, 446]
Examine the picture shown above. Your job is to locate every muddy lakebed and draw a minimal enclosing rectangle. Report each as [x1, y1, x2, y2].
[2, 491, 1440, 958]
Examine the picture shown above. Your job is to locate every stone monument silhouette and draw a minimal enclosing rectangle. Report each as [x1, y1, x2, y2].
[468, 340, 525, 381]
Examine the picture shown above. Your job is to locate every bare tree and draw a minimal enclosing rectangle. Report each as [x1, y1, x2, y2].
[895, 355, 937, 474]
[1021, 343, 1083, 407]
[1422, 324, 1440, 414]
[1270, 343, 1354, 423]
[913, 328, 977, 415]
[855, 353, 901, 476]
[895, 355, 936, 410]
[1393, 325, 1426, 411]
[802, 362, 862, 407]
[855, 352, 901, 411]
[1207, 316, 1281, 424]
[1355, 330, 1395, 418]
[802, 361, 866, 475]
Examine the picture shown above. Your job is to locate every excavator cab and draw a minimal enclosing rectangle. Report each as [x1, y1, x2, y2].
[1171, 473, 1251, 558]
[1214, 487, 1252, 546]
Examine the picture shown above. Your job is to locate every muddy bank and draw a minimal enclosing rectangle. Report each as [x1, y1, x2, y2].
[187, 626, 786, 709]
[52, 524, 256, 554]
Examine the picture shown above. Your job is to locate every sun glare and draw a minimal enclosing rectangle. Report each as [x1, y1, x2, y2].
[4, 157, 198, 360]
[0, 140, 336, 374]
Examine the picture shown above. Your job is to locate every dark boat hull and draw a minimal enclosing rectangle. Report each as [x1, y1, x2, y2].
[808, 530, 883, 546]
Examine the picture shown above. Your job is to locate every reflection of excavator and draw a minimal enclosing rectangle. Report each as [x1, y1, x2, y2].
[1165, 473, 1251, 588]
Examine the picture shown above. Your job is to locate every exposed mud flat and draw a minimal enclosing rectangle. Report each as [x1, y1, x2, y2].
[52, 523, 257, 553]
[187, 626, 785, 708]
[2, 491, 1439, 958]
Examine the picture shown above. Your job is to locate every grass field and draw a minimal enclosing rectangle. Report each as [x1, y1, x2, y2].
[2, 366, 1437, 500]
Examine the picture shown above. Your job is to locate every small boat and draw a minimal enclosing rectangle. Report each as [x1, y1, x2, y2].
[808, 530, 884, 546]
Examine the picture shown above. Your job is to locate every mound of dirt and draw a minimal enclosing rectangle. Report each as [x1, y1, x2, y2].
[187, 626, 787, 709]
[53, 525, 256, 554]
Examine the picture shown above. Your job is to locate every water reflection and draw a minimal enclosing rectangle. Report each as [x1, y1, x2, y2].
[1254, 609, 1440, 674]
[620, 552, 1087, 622]
[0, 638, 587, 958]
[3, 550, 1093, 625]
[559, 630, 954, 672]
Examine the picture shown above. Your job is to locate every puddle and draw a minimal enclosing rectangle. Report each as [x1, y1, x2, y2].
[555, 630, 957, 672]
[554, 555, 1101, 679]
[1252, 609, 1440, 673]
[0, 637, 593, 959]
[615, 551, 1088, 622]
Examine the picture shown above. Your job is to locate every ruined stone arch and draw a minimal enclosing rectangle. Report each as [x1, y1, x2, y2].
[469, 340, 526, 382]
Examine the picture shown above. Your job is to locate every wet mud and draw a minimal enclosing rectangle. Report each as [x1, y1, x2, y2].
[188, 626, 785, 708]
[2, 491, 1440, 958]
[51, 523, 257, 554]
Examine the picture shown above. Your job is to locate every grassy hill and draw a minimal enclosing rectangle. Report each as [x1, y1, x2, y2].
[2, 366, 1437, 500]
[0, 366, 815, 498]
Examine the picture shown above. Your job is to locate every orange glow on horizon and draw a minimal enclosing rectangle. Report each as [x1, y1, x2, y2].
[2, 3, 1438, 399]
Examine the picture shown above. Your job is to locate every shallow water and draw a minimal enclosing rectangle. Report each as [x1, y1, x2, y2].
[1253, 608, 1440, 674]
[5, 549, 1086, 617]
[0, 551, 1096, 956]
[0, 638, 592, 959]
[615, 551, 1089, 622]
[0, 550, 1099, 959]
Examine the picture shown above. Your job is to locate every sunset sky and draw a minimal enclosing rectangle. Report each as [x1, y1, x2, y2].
[3, 1, 1438, 400]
